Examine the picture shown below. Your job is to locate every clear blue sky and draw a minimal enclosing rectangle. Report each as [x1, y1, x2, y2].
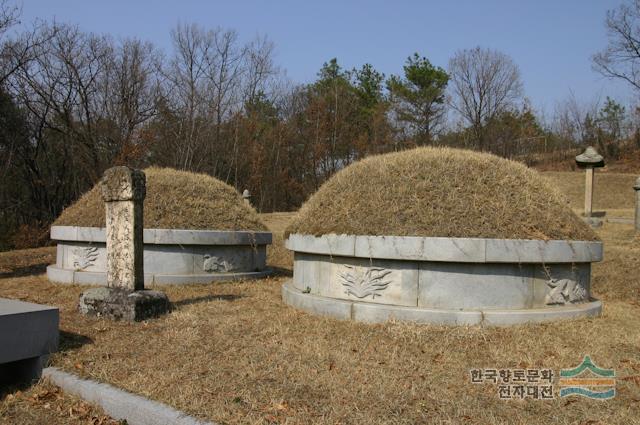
[19, 0, 633, 113]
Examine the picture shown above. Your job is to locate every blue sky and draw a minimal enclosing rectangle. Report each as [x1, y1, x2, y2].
[19, 0, 632, 113]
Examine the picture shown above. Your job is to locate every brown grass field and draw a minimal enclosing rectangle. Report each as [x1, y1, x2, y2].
[1, 171, 640, 424]
[542, 171, 638, 218]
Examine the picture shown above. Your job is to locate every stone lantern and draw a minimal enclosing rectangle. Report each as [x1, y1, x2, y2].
[575, 147, 604, 218]
[242, 189, 251, 205]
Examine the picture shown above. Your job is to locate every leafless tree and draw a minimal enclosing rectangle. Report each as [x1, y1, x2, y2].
[98, 38, 161, 162]
[593, 0, 640, 91]
[448, 46, 523, 149]
[552, 93, 601, 146]
[160, 23, 215, 170]
[242, 35, 278, 103]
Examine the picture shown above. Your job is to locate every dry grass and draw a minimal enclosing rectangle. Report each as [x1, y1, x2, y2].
[260, 213, 297, 271]
[54, 167, 267, 231]
[542, 171, 638, 212]
[287, 147, 598, 241]
[0, 222, 639, 424]
[0, 381, 121, 425]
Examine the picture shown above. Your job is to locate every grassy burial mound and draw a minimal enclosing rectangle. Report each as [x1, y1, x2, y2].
[54, 167, 268, 231]
[287, 147, 598, 241]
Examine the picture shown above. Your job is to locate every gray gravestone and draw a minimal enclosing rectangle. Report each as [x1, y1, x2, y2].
[79, 167, 169, 321]
[0, 298, 59, 385]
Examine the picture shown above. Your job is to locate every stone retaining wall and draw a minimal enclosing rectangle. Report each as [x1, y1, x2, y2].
[47, 226, 272, 285]
[284, 234, 603, 326]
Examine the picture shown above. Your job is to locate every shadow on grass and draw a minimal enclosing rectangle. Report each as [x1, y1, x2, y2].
[0, 262, 50, 279]
[59, 330, 93, 352]
[269, 266, 292, 277]
[0, 378, 35, 399]
[172, 294, 243, 308]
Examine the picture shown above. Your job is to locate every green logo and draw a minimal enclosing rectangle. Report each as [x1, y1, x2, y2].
[559, 356, 615, 400]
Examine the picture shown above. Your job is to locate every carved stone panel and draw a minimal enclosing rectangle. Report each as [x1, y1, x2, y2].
[339, 265, 391, 299]
[203, 255, 235, 273]
[73, 246, 99, 271]
[544, 278, 587, 305]
[316, 257, 419, 307]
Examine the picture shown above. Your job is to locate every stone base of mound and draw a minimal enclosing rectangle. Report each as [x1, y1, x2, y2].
[47, 226, 272, 285]
[48, 265, 272, 286]
[283, 233, 604, 326]
[282, 281, 602, 326]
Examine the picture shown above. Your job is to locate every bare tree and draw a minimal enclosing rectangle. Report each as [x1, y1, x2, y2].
[98, 38, 161, 162]
[242, 35, 278, 103]
[593, 0, 640, 91]
[448, 46, 523, 149]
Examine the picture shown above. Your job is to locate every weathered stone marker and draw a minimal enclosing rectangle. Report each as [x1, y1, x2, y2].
[101, 166, 145, 290]
[79, 166, 169, 321]
[575, 146, 604, 220]
[634, 177, 640, 232]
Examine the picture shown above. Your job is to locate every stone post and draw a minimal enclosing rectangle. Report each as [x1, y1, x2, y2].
[99, 167, 146, 291]
[584, 167, 594, 218]
[634, 177, 640, 232]
[79, 166, 169, 321]
[575, 147, 604, 221]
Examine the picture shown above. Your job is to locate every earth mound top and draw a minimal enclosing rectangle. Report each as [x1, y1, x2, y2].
[286, 147, 597, 241]
[54, 167, 268, 231]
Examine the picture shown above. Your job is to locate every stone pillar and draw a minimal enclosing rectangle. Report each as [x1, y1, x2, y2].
[79, 166, 169, 321]
[575, 147, 604, 223]
[584, 167, 594, 218]
[99, 167, 146, 291]
[634, 177, 640, 232]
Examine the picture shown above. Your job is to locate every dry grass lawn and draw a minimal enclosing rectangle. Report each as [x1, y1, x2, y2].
[262, 212, 296, 271]
[287, 147, 597, 241]
[1, 220, 639, 424]
[0, 380, 121, 425]
[542, 171, 638, 218]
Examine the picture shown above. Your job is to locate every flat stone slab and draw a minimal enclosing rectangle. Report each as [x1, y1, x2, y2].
[79, 287, 170, 321]
[51, 226, 272, 245]
[282, 281, 602, 326]
[0, 298, 59, 384]
[286, 234, 602, 263]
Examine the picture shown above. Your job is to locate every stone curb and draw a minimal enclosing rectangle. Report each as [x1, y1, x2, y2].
[42, 367, 213, 425]
[46, 265, 273, 286]
[286, 234, 603, 263]
[51, 226, 272, 246]
[282, 281, 602, 326]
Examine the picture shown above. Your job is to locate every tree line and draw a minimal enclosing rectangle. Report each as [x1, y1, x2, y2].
[1, 0, 639, 250]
